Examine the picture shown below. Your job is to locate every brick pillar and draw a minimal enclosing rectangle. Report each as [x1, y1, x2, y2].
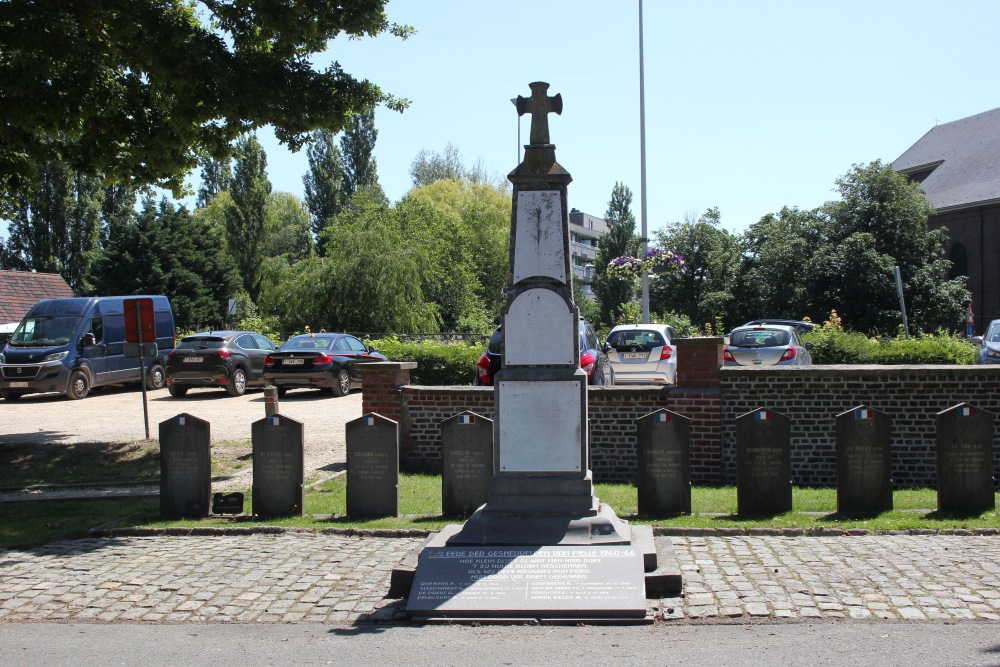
[670, 337, 723, 484]
[359, 362, 416, 423]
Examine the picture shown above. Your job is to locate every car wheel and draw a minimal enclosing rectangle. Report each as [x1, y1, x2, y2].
[1, 391, 21, 401]
[168, 384, 188, 398]
[146, 363, 166, 390]
[67, 370, 90, 400]
[332, 369, 350, 397]
[226, 367, 248, 397]
[276, 387, 287, 397]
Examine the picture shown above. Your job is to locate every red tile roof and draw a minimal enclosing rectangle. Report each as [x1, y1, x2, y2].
[0, 271, 76, 323]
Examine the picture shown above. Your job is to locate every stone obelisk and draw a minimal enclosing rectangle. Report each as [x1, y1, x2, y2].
[449, 82, 631, 546]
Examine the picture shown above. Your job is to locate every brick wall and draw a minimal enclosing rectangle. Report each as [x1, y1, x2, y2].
[720, 365, 1000, 488]
[360, 362, 417, 423]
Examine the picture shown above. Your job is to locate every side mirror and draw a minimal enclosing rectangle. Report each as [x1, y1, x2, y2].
[971, 336, 984, 345]
[367, 345, 378, 354]
[805, 342, 814, 350]
[80, 333, 96, 348]
[602, 342, 612, 354]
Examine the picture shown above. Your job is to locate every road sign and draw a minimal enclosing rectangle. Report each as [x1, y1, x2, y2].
[123, 298, 156, 345]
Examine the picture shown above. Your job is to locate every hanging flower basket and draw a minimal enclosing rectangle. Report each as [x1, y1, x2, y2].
[607, 255, 644, 281]
[644, 248, 686, 276]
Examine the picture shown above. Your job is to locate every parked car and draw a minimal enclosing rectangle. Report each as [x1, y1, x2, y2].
[475, 318, 613, 386]
[263, 333, 386, 396]
[741, 319, 818, 335]
[604, 323, 678, 385]
[0, 295, 175, 400]
[724, 324, 813, 367]
[972, 319, 1000, 364]
[165, 331, 276, 397]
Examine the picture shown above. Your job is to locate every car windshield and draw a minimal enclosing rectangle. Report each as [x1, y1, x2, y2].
[8, 316, 77, 347]
[607, 329, 665, 350]
[987, 323, 1000, 343]
[282, 337, 334, 351]
[178, 337, 226, 349]
[729, 329, 790, 347]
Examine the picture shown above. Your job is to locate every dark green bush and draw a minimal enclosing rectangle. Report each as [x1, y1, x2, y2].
[366, 337, 483, 385]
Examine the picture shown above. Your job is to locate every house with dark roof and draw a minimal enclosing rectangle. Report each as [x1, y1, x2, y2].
[0, 270, 76, 324]
[893, 107, 1000, 333]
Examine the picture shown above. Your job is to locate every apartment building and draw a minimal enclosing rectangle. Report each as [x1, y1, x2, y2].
[568, 208, 608, 299]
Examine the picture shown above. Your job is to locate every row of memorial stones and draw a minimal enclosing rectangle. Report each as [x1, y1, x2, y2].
[160, 401, 997, 521]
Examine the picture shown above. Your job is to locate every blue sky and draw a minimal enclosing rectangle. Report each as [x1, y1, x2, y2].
[242, 0, 1000, 236]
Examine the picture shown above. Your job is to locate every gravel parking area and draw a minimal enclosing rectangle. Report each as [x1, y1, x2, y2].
[0, 385, 361, 488]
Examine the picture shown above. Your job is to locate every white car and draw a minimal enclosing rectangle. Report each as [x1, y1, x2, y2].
[604, 324, 678, 385]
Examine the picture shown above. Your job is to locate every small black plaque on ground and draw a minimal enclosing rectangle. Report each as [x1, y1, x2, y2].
[406, 545, 646, 619]
[212, 492, 244, 515]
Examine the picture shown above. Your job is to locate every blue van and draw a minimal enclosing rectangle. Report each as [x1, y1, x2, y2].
[0, 296, 175, 400]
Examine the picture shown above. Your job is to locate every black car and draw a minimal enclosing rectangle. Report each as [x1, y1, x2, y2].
[166, 330, 277, 397]
[264, 332, 387, 396]
[475, 318, 614, 386]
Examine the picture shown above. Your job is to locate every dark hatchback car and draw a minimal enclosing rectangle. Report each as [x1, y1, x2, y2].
[264, 332, 386, 396]
[475, 318, 613, 386]
[166, 331, 277, 397]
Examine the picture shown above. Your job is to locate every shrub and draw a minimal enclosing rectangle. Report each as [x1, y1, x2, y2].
[366, 337, 484, 385]
[802, 314, 976, 365]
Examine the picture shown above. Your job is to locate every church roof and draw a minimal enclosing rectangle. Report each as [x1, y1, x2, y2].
[892, 107, 1000, 212]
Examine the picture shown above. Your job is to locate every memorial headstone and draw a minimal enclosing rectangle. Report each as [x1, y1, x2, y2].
[345, 413, 399, 518]
[251, 414, 304, 518]
[936, 403, 996, 513]
[635, 409, 691, 516]
[736, 408, 793, 515]
[159, 413, 211, 519]
[835, 405, 892, 513]
[441, 411, 493, 517]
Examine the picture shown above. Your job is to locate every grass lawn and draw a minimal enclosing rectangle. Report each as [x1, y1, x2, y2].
[2, 473, 998, 551]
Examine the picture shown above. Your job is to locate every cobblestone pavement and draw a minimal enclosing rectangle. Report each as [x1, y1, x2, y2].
[1, 533, 999, 624]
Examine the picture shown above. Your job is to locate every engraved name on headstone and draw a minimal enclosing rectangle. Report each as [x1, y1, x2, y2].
[736, 408, 793, 515]
[159, 413, 211, 520]
[346, 413, 399, 518]
[836, 405, 893, 513]
[441, 412, 493, 517]
[251, 414, 304, 518]
[636, 409, 691, 516]
[936, 403, 996, 513]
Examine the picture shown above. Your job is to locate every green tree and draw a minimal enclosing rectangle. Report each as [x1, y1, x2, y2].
[409, 143, 466, 186]
[592, 183, 640, 327]
[1, 160, 102, 292]
[340, 109, 383, 201]
[225, 136, 272, 302]
[649, 208, 739, 331]
[196, 156, 232, 210]
[265, 193, 313, 264]
[0, 1, 412, 206]
[302, 129, 346, 248]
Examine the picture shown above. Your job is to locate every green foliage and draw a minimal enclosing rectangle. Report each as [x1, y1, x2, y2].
[340, 109, 382, 200]
[367, 337, 484, 385]
[802, 315, 977, 364]
[0, 1, 412, 205]
[302, 129, 345, 246]
[225, 136, 272, 302]
[654, 311, 701, 337]
[592, 182, 640, 327]
[196, 156, 232, 209]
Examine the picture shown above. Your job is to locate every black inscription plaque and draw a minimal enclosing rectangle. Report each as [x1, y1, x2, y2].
[936, 403, 996, 514]
[251, 414, 304, 518]
[441, 411, 493, 517]
[636, 409, 691, 516]
[159, 413, 211, 519]
[346, 413, 399, 518]
[836, 405, 893, 513]
[736, 408, 792, 515]
[406, 545, 646, 619]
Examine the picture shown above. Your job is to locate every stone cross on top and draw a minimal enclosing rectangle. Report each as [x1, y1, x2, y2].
[515, 81, 562, 146]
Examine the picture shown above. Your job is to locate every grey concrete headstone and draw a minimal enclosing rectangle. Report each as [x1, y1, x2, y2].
[835, 405, 893, 513]
[441, 411, 493, 517]
[251, 414, 304, 518]
[936, 403, 996, 514]
[636, 409, 691, 516]
[159, 413, 211, 519]
[736, 408, 792, 515]
[346, 413, 399, 518]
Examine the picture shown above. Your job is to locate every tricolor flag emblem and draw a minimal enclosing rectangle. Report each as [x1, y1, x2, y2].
[268, 415, 283, 426]
[655, 412, 671, 423]
[960, 406, 975, 417]
[754, 410, 771, 421]
[458, 414, 474, 425]
[176, 415, 187, 426]
[855, 408, 872, 420]
[363, 416, 379, 426]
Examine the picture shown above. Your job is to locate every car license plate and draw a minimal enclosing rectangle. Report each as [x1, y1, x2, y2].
[184, 357, 203, 363]
[8, 381, 28, 388]
[622, 352, 646, 360]
[283, 358, 304, 365]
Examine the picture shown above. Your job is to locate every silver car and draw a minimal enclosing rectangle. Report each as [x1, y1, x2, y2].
[604, 324, 678, 384]
[724, 324, 813, 366]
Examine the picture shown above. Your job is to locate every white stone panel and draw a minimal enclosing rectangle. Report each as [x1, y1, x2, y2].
[498, 381, 582, 472]
[505, 289, 575, 366]
[513, 191, 566, 284]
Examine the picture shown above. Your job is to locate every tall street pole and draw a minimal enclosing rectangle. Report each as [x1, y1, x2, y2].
[639, 0, 650, 323]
